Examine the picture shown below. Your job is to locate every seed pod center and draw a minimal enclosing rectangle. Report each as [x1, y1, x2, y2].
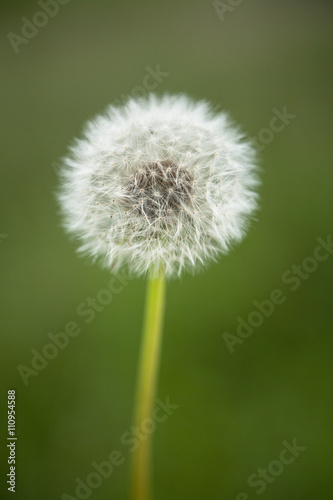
[126, 159, 193, 220]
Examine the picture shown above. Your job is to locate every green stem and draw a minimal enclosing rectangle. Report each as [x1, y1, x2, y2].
[130, 268, 166, 500]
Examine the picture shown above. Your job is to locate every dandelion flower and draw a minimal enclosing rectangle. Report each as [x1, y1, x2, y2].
[58, 94, 259, 278]
[57, 93, 260, 500]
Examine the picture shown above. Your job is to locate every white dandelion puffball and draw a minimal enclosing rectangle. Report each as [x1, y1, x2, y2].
[58, 94, 259, 278]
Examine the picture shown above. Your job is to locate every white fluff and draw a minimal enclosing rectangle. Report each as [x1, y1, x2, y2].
[58, 94, 259, 278]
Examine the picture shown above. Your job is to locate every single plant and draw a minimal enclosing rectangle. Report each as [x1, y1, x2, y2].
[58, 93, 259, 500]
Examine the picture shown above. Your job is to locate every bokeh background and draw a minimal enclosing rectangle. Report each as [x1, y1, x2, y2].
[1, 0, 333, 499]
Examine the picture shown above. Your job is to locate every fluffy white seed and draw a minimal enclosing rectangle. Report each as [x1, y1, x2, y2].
[57, 94, 259, 278]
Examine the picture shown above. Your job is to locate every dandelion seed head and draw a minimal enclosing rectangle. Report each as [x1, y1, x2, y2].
[58, 94, 259, 277]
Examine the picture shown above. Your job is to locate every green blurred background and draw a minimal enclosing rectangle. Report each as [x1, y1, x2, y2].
[1, 0, 333, 498]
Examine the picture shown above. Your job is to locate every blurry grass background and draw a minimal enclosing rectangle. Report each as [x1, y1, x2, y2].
[1, 0, 333, 498]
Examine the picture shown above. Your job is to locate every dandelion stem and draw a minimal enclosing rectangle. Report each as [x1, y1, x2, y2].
[130, 268, 166, 500]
